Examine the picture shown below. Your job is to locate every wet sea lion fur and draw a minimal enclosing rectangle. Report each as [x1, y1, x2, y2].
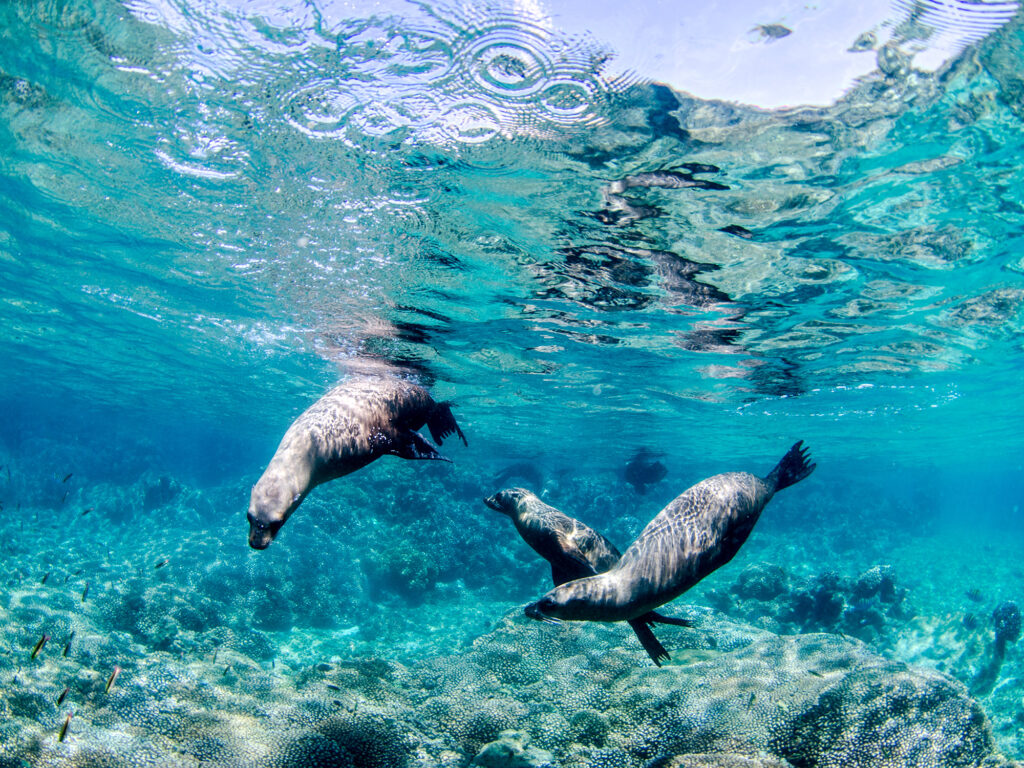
[248, 377, 466, 549]
[485, 487, 691, 665]
[525, 441, 815, 624]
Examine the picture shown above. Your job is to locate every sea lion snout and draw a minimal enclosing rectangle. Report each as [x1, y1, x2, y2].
[247, 513, 280, 549]
[484, 488, 529, 514]
[247, 477, 301, 550]
[525, 597, 562, 625]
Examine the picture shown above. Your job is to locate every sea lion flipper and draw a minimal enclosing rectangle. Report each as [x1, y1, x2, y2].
[645, 611, 693, 628]
[627, 618, 670, 666]
[550, 565, 573, 586]
[765, 440, 816, 492]
[550, 553, 598, 586]
[388, 430, 452, 462]
[427, 402, 467, 447]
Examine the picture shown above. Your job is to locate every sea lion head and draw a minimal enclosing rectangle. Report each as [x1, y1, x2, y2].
[524, 582, 595, 623]
[483, 487, 533, 516]
[247, 476, 302, 550]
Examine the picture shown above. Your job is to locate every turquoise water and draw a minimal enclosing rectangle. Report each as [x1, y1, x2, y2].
[2, 1, 1024, 765]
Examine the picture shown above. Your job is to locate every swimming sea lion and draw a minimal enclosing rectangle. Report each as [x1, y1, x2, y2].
[485, 488, 691, 666]
[623, 448, 668, 495]
[247, 377, 466, 549]
[525, 441, 815, 624]
[491, 461, 544, 491]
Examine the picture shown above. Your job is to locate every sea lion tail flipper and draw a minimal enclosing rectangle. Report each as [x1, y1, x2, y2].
[765, 440, 816, 492]
[389, 430, 452, 463]
[427, 402, 467, 447]
[645, 611, 693, 628]
[627, 618, 669, 667]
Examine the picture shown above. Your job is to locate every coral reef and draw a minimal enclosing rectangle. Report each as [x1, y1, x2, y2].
[2, 602, 1016, 768]
[472, 730, 554, 767]
[706, 564, 912, 648]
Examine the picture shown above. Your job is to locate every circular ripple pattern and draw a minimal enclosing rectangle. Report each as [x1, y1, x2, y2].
[142, 1, 635, 153]
[468, 39, 552, 97]
[285, 81, 361, 140]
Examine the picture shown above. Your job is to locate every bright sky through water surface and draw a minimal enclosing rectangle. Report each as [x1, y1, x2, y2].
[130, 0, 1022, 107]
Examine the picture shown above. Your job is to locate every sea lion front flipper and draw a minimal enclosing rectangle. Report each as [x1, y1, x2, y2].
[550, 553, 598, 586]
[627, 618, 670, 666]
[644, 611, 693, 628]
[388, 430, 452, 462]
[427, 402, 467, 447]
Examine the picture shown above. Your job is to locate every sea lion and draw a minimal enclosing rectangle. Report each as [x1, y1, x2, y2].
[485, 488, 691, 666]
[491, 461, 544, 491]
[525, 441, 815, 624]
[623, 448, 668, 494]
[247, 377, 466, 549]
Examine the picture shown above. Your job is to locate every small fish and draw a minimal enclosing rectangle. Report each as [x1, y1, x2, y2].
[60, 491, 69, 505]
[211, 650, 218, 664]
[677, 162, 721, 175]
[718, 224, 755, 239]
[80, 508, 93, 516]
[105, 665, 121, 693]
[41, 571, 50, 584]
[31, 633, 50, 659]
[62, 473, 72, 483]
[58, 712, 72, 742]
[326, 683, 341, 692]
[746, 692, 756, 708]
[223, 664, 232, 676]
[57, 686, 70, 705]
[808, 670, 824, 678]
[754, 23, 792, 41]
[154, 558, 169, 569]
[63, 631, 75, 657]
[331, 699, 344, 707]
[81, 582, 89, 602]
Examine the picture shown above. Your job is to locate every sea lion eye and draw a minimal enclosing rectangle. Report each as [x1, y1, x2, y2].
[247, 513, 268, 531]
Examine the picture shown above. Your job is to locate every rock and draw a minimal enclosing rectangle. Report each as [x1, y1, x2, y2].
[473, 730, 554, 768]
[733, 564, 788, 601]
[852, 565, 899, 603]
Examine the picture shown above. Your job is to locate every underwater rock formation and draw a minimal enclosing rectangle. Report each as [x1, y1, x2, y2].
[708, 564, 911, 648]
[473, 729, 554, 767]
